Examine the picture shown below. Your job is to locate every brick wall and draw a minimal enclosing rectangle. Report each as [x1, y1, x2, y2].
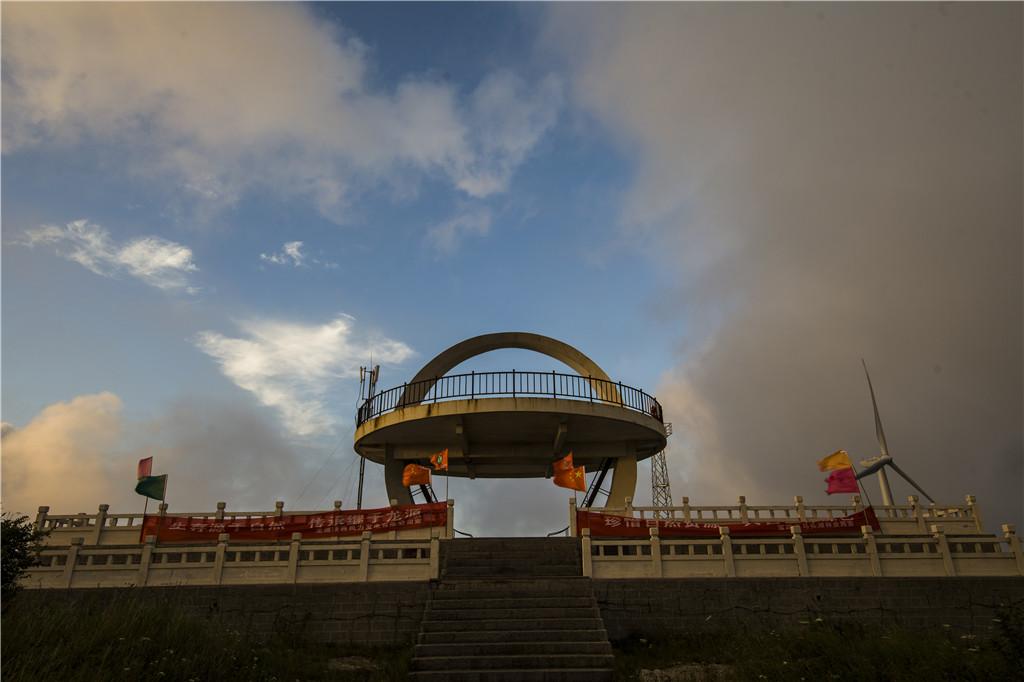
[594, 577, 1024, 640]
[10, 582, 430, 646]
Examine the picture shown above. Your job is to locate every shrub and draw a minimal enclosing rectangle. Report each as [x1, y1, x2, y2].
[1, 513, 47, 603]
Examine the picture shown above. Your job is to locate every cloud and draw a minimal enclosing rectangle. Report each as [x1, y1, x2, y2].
[20, 219, 198, 292]
[2, 4, 562, 218]
[261, 241, 306, 267]
[194, 315, 413, 437]
[426, 208, 493, 255]
[0, 393, 330, 516]
[550, 4, 1022, 528]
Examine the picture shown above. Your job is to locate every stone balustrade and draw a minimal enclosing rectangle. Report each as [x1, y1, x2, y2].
[580, 523, 1024, 579]
[34, 499, 455, 547]
[22, 528, 443, 589]
[573, 494, 985, 535]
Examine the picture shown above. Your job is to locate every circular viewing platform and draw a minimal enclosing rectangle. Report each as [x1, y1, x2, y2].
[354, 370, 668, 479]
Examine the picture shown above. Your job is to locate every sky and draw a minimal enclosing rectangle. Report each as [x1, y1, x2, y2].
[2, 3, 1020, 536]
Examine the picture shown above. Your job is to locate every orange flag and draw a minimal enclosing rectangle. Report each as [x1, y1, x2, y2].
[817, 450, 852, 472]
[429, 448, 449, 471]
[402, 463, 432, 487]
[553, 465, 586, 492]
[552, 452, 574, 473]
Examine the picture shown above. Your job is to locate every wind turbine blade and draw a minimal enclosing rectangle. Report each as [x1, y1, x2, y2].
[886, 461, 935, 504]
[862, 359, 890, 457]
[855, 455, 892, 479]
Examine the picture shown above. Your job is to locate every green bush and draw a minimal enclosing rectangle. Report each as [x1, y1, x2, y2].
[1, 513, 47, 603]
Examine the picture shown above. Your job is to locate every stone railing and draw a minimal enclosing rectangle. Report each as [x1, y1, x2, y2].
[22, 530, 442, 589]
[580, 523, 1024, 579]
[573, 494, 985, 536]
[34, 499, 455, 547]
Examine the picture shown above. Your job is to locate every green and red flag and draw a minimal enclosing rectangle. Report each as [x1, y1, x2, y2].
[135, 474, 168, 501]
[429, 448, 449, 471]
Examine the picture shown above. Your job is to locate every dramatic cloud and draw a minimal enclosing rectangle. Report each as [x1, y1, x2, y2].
[1, 393, 330, 516]
[550, 4, 1022, 527]
[20, 219, 198, 292]
[195, 316, 413, 437]
[2, 4, 562, 218]
[426, 208, 493, 255]
[261, 241, 306, 267]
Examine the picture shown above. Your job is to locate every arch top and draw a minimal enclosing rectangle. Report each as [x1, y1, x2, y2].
[404, 332, 613, 400]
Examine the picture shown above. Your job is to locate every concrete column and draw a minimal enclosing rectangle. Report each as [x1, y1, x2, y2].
[932, 525, 956, 576]
[1002, 524, 1024, 576]
[606, 456, 638, 509]
[287, 532, 302, 583]
[569, 497, 577, 536]
[791, 526, 808, 577]
[35, 506, 50, 533]
[359, 531, 372, 581]
[429, 527, 441, 579]
[649, 526, 663, 578]
[138, 535, 156, 586]
[92, 504, 109, 545]
[862, 525, 882, 576]
[445, 500, 454, 540]
[720, 527, 735, 577]
[64, 538, 83, 588]
[581, 528, 593, 578]
[213, 534, 228, 585]
[384, 445, 414, 506]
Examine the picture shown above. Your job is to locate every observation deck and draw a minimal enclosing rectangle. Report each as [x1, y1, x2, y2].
[353, 332, 668, 507]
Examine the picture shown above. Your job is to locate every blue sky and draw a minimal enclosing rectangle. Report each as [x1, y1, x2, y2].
[3, 3, 1020, 533]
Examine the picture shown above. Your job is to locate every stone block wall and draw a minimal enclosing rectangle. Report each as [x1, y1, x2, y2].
[594, 577, 1024, 640]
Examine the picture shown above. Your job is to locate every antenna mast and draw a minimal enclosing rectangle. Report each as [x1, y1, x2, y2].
[356, 364, 380, 510]
[650, 422, 674, 517]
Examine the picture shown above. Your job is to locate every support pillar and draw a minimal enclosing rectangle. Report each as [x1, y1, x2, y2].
[605, 455, 637, 508]
[383, 444, 414, 506]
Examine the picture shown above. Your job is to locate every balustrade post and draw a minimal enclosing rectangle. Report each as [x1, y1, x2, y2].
[931, 525, 956, 576]
[790, 525, 808, 577]
[581, 528, 593, 577]
[681, 497, 691, 521]
[275, 501, 285, 517]
[158, 502, 168, 518]
[624, 496, 633, 517]
[287, 532, 302, 583]
[91, 504, 109, 545]
[213, 533, 228, 585]
[862, 525, 881, 576]
[552, 370, 557, 399]
[216, 502, 226, 521]
[64, 537, 83, 588]
[429, 527, 441, 579]
[794, 496, 805, 521]
[334, 500, 343, 511]
[719, 527, 735, 577]
[852, 495, 863, 512]
[512, 369, 516, 398]
[470, 370, 475, 399]
[588, 375, 593, 403]
[138, 535, 156, 586]
[909, 496, 925, 532]
[359, 531, 372, 582]
[1001, 524, 1024, 576]
[569, 497, 578, 536]
[35, 506, 50, 533]
[737, 496, 748, 522]
[446, 499, 455, 539]
[966, 495, 982, 532]
[649, 526, 663, 578]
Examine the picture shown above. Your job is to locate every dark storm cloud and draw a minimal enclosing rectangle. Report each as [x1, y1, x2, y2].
[548, 3, 1022, 528]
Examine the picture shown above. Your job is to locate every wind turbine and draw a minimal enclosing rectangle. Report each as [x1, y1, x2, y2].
[856, 360, 935, 506]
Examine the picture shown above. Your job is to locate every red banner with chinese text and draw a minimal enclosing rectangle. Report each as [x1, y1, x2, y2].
[577, 507, 880, 538]
[140, 502, 447, 543]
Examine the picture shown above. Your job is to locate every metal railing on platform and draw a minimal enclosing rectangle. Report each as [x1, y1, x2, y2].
[356, 370, 664, 426]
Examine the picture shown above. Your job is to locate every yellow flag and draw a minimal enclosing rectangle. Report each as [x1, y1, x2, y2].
[817, 450, 852, 472]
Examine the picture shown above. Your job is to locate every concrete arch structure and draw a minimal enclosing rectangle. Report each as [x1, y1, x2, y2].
[356, 332, 664, 510]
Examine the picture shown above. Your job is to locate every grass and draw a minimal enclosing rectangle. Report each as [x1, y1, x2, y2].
[612, 607, 1024, 681]
[1, 593, 410, 681]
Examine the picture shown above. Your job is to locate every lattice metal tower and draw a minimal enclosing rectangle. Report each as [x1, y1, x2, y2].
[651, 422, 673, 516]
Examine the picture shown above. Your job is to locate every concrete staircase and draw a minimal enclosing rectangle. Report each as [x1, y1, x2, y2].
[409, 538, 614, 681]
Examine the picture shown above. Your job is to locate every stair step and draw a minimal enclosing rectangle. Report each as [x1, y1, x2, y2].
[444, 566, 581, 577]
[431, 579, 594, 598]
[409, 668, 613, 682]
[421, 617, 605, 633]
[418, 629, 609, 645]
[412, 654, 615, 672]
[424, 606, 597, 621]
[415, 641, 612, 657]
[429, 596, 596, 610]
